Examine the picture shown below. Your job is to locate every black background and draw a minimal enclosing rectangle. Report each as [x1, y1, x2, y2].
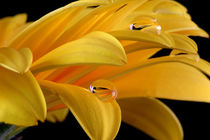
[1, 0, 209, 139]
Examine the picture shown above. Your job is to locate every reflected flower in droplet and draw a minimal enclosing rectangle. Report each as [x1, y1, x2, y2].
[130, 16, 162, 34]
[90, 79, 117, 102]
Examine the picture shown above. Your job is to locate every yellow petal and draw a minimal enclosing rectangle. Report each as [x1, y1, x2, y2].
[118, 32, 197, 54]
[156, 14, 208, 37]
[174, 28, 209, 38]
[0, 47, 32, 73]
[72, 48, 160, 86]
[46, 108, 69, 123]
[73, 53, 206, 87]
[52, 0, 147, 45]
[69, 54, 208, 88]
[135, 0, 188, 16]
[112, 62, 210, 102]
[108, 54, 210, 78]
[31, 31, 127, 73]
[109, 30, 174, 48]
[118, 97, 183, 140]
[7, 4, 87, 61]
[38, 65, 98, 83]
[69, 0, 109, 7]
[0, 14, 27, 48]
[0, 67, 46, 126]
[39, 80, 121, 140]
[171, 33, 197, 53]
[152, 0, 187, 15]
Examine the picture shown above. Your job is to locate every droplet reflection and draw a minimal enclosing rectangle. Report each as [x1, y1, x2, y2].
[130, 16, 161, 34]
[90, 79, 117, 102]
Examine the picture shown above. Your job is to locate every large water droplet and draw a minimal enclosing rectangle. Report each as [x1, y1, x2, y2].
[90, 79, 117, 102]
[130, 16, 161, 34]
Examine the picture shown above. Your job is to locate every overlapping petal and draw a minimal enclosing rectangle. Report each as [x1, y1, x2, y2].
[156, 14, 209, 37]
[0, 14, 28, 48]
[37, 48, 159, 84]
[110, 31, 198, 54]
[118, 97, 183, 140]
[112, 62, 210, 102]
[110, 30, 174, 48]
[0, 68, 46, 126]
[0, 47, 32, 73]
[7, 4, 90, 60]
[31, 31, 127, 73]
[0, 0, 209, 139]
[69, 0, 110, 7]
[46, 108, 69, 123]
[39, 80, 121, 140]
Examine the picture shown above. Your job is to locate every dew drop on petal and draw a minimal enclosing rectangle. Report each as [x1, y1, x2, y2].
[130, 16, 162, 34]
[90, 79, 117, 102]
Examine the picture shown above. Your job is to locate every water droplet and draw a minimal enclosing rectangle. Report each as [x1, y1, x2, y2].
[90, 79, 117, 102]
[130, 16, 161, 34]
[130, 23, 151, 30]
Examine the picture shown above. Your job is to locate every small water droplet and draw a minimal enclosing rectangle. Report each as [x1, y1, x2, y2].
[130, 16, 161, 34]
[90, 79, 117, 102]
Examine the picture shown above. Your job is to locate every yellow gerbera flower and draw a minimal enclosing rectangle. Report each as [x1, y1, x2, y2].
[0, 0, 209, 139]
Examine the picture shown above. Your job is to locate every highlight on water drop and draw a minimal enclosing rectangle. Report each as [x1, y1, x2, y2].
[89, 79, 117, 102]
[130, 16, 162, 34]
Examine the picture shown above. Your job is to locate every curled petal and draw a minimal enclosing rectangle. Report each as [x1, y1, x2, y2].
[39, 80, 121, 140]
[118, 97, 183, 140]
[0, 68, 46, 126]
[31, 31, 127, 73]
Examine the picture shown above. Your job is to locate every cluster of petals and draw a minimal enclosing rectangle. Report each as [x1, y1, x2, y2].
[0, 0, 209, 139]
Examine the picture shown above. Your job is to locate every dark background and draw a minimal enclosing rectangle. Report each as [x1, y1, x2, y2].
[0, 0, 209, 139]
